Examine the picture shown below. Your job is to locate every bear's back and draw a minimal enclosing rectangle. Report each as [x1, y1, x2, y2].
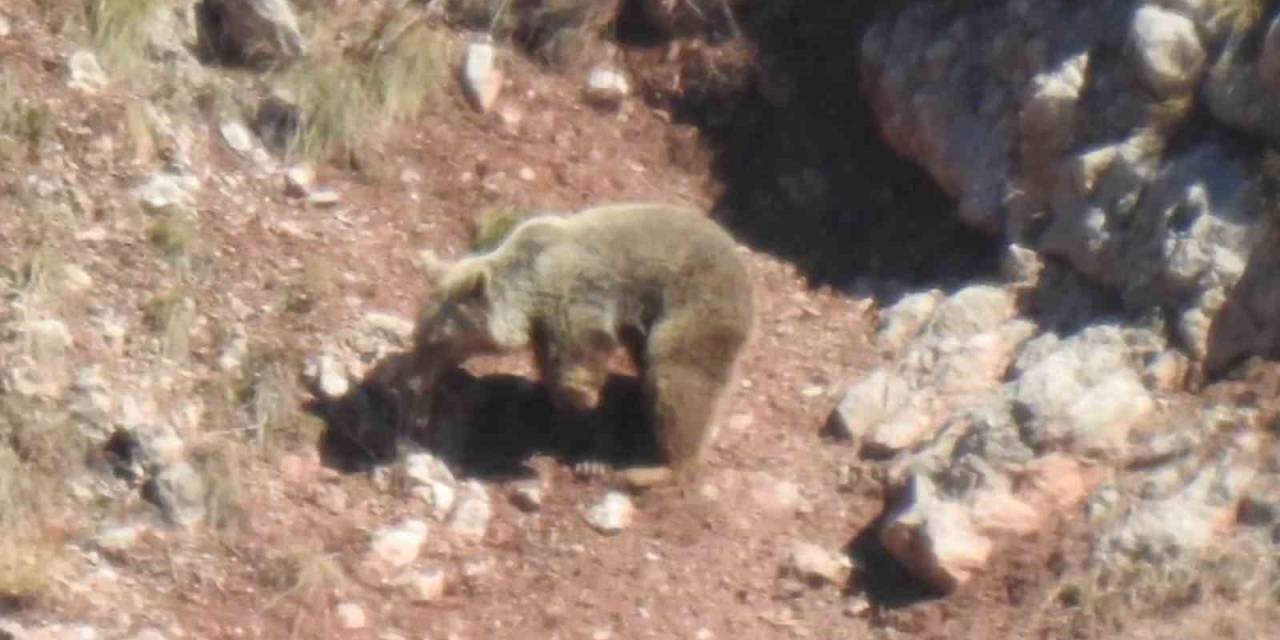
[563, 203, 753, 318]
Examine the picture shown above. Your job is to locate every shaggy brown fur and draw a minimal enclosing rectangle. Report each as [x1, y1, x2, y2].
[409, 202, 755, 487]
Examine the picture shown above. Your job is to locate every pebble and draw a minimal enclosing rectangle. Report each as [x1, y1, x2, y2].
[369, 519, 429, 569]
[219, 121, 254, 153]
[584, 491, 634, 534]
[335, 602, 366, 629]
[448, 481, 492, 541]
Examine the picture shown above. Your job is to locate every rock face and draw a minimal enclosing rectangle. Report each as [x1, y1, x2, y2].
[861, 0, 1280, 375]
[829, 280, 1197, 591]
[829, 285, 1035, 456]
[195, 0, 306, 67]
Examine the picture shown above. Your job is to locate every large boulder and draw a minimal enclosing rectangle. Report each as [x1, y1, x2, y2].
[195, 0, 306, 67]
[861, 0, 1279, 374]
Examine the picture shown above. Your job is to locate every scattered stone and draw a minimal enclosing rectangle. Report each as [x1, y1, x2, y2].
[402, 452, 457, 519]
[843, 593, 871, 617]
[0, 14, 11, 38]
[826, 369, 908, 444]
[448, 480, 492, 541]
[881, 474, 993, 593]
[462, 39, 503, 112]
[68, 50, 108, 92]
[303, 353, 349, 399]
[583, 65, 630, 108]
[369, 519, 429, 569]
[402, 567, 447, 603]
[132, 172, 199, 216]
[509, 478, 544, 512]
[1129, 5, 1205, 96]
[284, 163, 314, 196]
[147, 461, 207, 527]
[518, 166, 536, 181]
[216, 326, 249, 372]
[307, 188, 340, 207]
[62, 265, 94, 293]
[334, 602, 366, 630]
[219, 120, 254, 153]
[584, 491, 634, 534]
[92, 521, 147, 554]
[785, 541, 853, 587]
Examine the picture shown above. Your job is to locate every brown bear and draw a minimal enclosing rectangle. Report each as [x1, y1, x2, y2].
[408, 201, 755, 487]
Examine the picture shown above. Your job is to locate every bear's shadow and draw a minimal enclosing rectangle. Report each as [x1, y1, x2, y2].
[303, 353, 662, 481]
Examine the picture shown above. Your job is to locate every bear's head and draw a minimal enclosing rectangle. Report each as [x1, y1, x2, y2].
[409, 250, 497, 384]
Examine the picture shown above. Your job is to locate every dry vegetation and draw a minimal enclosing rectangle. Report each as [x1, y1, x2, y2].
[277, 3, 452, 162]
[0, 0, 1276, 636]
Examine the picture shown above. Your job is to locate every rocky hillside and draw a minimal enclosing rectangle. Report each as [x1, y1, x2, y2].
[1, 1, 1278, 639]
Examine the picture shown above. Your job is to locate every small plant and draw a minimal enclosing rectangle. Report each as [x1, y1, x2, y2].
[283, 259, 334, 314]
[123, 101, 155, 163]
[15, 244, 66, 303]
[0, 75, 54, 164]
[141, 288, 196, 360]
[188, 440, 245, 532]
[146, 215, 197, 259]
[258, 542, 346, 611]
[0, 403, 73, 606]
[0, 530, 59, 606]
[237, 344, 309, 448]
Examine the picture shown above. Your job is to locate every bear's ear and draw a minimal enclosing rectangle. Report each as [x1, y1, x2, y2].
[440, 262, 490, 302]
[418, 249, 452, 286]
[460, 264, 490, 301]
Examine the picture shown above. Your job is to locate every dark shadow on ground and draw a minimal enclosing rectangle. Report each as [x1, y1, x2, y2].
[303, 353, 660, 481]
[844, 513, 945, 612]
[634, 1, 1004, 294]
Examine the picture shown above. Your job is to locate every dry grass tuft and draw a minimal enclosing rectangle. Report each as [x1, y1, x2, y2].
[283, 259, 335, 315]
[0, 75, 55, 166]
[258, 542, 346, 611]
[0, 399, 77, 605]
[141, 288, 196, 360]
[274, 4, 451, 162]
[82, 0, 162, 71]
[189, 440, 247, 532]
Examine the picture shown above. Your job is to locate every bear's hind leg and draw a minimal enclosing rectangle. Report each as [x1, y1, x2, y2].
[615, 317, 744, 489]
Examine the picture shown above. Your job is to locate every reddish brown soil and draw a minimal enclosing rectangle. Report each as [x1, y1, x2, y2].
[4, 4, 1266, 640]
